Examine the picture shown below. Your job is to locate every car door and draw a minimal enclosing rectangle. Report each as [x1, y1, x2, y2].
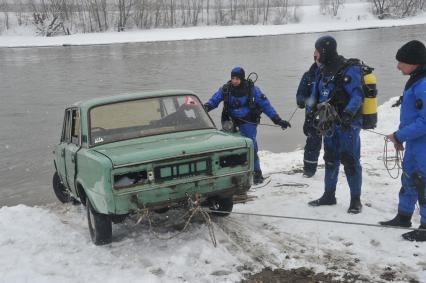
[54, 109, 71, 188]
[64, 108, 81, 194]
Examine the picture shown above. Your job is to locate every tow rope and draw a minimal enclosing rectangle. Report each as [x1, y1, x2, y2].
[135, 193, 217, 247]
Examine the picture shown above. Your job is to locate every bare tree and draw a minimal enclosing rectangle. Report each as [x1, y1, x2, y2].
[369, 0, 425, 18]
[369, 0, 391, 18]
[117, 0, 134, 31]
[190, 0, 202, 26]
[206, 0, 210, 25]
[319, 0, 330, 15]
[214, 0, 226, 25]
[263, 0, 270, 24]
[273, 0, 289, 24]
[330, 0, 344, 16]
[319, 0, 344, 16]
[153, 0, 164, 27]
[133, 0, 151, 28]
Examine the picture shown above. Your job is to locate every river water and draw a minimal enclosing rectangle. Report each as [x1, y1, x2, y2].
[1, 25, 425, 206]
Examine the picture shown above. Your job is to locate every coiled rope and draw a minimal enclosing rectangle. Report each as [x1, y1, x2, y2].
[313, 102, 341, 137]
[383, 136, 404, 179]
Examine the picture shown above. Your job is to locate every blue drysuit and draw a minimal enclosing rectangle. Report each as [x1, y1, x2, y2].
[296, 63, 322, 174]
[205, 81, 280, 172]
[313, 63, 364, 196]
[394, 66, 426, 225]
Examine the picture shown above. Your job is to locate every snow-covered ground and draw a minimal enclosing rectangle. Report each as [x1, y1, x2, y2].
[1, 2, 426, 48]
[1, 98, 425, 283]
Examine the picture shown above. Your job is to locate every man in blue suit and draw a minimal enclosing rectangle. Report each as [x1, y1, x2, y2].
[296, 61, 321, 178]
[307, 36, 364, 214]
[204, 67, 291, 185]
[380, 40, 426, 242]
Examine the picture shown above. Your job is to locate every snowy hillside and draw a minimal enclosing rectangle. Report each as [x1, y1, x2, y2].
[1, 2, 426, 48]
[1, 97, 425, 283]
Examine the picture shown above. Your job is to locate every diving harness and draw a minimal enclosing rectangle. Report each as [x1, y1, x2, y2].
[221, 72, 259, 132]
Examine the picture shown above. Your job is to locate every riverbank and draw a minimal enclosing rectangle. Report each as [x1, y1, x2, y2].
[1, 3, 426, 48]
[1, 97, 425, 282]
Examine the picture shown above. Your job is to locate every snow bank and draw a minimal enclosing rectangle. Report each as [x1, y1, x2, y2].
[1, 97, 425, 282]
[1, 3, 426, 48]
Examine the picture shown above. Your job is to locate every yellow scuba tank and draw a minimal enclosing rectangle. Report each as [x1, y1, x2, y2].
[362, 72, 378, 129]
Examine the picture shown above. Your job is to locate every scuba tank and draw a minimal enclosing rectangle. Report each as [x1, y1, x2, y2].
[331, 58, 378, 130]
[361, 72, 378, 129]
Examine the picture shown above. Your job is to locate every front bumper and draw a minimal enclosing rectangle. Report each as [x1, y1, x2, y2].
[113, 170, 252, 214]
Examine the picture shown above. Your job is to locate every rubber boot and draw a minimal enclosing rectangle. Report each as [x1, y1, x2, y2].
[308, 190, 336, 206]
[379, 213, 412, 228]
[347, 196, 362, 214]
[402, 224, 426, 242]
[253, 170, 264, 185]
[303, 169, 315, 178]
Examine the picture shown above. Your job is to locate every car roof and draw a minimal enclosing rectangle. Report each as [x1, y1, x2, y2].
[72, 89, 197, 110]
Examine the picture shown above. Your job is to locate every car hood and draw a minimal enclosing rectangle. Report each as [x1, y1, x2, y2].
[92, 130, 249, 167]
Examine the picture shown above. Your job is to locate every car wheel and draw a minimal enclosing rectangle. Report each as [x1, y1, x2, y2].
[209, 196, 233, 217]
[87, 200, 112, 245]
[110, 214, 128, 224]
[52, 172, 72, 203]
[154, 207, 170, 214]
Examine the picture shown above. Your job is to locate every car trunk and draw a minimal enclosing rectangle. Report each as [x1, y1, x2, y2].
[92, 129, 249, 168]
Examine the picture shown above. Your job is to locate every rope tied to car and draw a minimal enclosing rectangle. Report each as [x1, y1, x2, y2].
[134, 194, 217, 247]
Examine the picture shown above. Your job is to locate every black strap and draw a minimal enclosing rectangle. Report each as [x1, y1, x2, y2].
[221, 81, 232, 124]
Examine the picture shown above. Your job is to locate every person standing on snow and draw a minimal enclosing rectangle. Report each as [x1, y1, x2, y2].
[380, 40, 426, 242]
[307, 35, 364, 214]
[204, 67, 291, 185]
[296, 59, 321, 178]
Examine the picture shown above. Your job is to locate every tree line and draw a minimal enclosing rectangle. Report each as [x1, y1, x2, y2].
[368, 0, 426, 19]
[0, 0, 302, 36]
[0, 0, 425, 36]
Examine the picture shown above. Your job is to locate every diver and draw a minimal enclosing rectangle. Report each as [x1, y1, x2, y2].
[204, 67, 291, 185]
[307, 36, 364, 214]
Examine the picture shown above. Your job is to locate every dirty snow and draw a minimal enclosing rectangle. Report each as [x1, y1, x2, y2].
[1, 98, 425, 283]
[1, 3, 426, 48]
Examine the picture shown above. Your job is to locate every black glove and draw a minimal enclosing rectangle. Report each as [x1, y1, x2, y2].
[203, 103, 212, 112]
[279, 120, 291, 129]
[303, 113, 314, 136]
[271, 115, 291, 130]
[297, 101, 306, 109]
[277, 119, 291, 129]
[341, 111, 353, 132]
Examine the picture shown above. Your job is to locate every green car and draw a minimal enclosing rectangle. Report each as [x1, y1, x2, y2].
[53, 90, 254, 245]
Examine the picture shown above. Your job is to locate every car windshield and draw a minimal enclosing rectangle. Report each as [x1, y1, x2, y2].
[89, 95, 215, 146]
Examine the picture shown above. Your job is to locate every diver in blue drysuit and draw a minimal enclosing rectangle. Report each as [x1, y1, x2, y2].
[307, 36, 364, 214]
[380, 40, 426, 242]
[296, 62, 322, 178]
[204, 67, 291, 185]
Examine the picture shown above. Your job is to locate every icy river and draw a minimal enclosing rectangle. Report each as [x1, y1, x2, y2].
[1, 24, 425, 206]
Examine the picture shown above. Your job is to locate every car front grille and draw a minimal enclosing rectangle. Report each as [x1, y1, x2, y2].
[154, 158, 211, 181]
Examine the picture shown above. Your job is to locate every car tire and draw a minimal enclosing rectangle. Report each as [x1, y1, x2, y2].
[52, 172, 72, 203]
[87, 200, 112, 245]
[110, 214, 128, 224]
[154, 207, 170, 214]
[209, 196, 233, 217]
